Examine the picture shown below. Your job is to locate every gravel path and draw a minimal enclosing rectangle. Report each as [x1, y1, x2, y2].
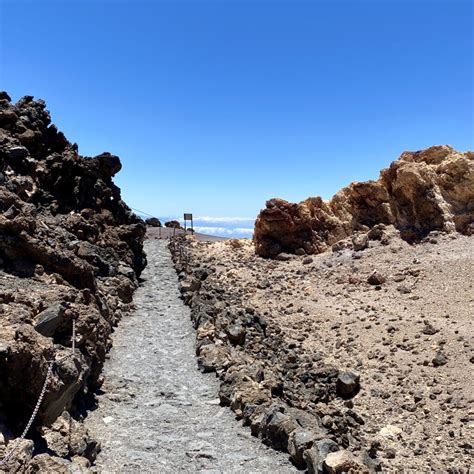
[87, 240, 295, 473]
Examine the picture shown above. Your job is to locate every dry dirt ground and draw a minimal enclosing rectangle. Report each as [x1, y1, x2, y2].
[185, 228, 473, 471]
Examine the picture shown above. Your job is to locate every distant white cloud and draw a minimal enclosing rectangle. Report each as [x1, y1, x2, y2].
[233, 228, 254, 234]
[194, 226, 254, 237]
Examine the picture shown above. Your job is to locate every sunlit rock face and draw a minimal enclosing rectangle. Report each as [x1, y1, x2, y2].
[254, 145, 473, 257]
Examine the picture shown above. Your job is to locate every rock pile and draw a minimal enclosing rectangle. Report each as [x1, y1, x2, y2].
[0, 92, 146, 470]
[254, 146, 474, 257]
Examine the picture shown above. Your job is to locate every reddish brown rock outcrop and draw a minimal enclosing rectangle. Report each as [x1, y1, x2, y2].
[164, 219, 183, 229]
[254, 146, 474, 257]
[0, 92, 146, 469]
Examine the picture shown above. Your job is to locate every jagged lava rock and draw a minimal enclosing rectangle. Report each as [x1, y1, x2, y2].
[254, 145, 473, 257]
[0, 92, 146, 467]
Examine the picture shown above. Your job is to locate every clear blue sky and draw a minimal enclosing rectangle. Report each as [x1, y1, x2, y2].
[1, 0, 472, 220]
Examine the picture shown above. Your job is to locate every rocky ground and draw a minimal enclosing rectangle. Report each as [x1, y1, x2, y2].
[87, 239, 295, 473]
[173, 227, 473, 472]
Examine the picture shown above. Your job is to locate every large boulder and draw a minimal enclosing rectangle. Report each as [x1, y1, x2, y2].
[145, 217, 161, 227]
[164, 219, 183, 229]
[254, 145, 473, 257]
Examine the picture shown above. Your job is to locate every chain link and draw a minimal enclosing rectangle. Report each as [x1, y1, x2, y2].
[0, 318, 77, 467]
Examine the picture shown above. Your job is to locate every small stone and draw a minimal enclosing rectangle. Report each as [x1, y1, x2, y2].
[393, 274, 406, 282]
[352, 234, 369, 251]
[336, 371, 360, 398]
[324, 449, 367, 473]
[257, 279, 271, 289]
[384, 448, 396, 459]
[367, 271, 386, 285]
[226, 323, 246, 345]
[288, 429, 318, 466]
[432, 352, 448, 367]
[180, 277, 201, 293]
[276, 253, 293, 261]
[422, 320, 438, 335]
[303, 438, 339, 474]
[302, 257, 313, 265]
[379, 424, 403, 440]
[34, 303, 66, 337]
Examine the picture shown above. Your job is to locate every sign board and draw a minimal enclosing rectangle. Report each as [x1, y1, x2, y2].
[183, 213, 193, 220]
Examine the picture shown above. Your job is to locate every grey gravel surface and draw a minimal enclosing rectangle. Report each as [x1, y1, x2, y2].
[87, 240, 296, 473]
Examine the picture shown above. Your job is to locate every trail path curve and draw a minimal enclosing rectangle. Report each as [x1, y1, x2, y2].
[87, 239, 295, 473]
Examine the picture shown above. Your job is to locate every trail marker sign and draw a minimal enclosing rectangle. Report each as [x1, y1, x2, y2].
[183, 213, 193, 232]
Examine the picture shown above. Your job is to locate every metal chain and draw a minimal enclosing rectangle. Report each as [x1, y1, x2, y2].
[0, 318, 77, 467]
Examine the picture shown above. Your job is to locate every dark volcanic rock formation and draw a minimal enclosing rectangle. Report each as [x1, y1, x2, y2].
[164, 220, 183, 229]
[145, 217, 162, 227]
[254, 146, 474, 257]
[0, 92, 146, 469]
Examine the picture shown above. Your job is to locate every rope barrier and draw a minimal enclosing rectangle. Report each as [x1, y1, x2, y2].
[129, 206, 155, 218]
[0, 318, 77, 467]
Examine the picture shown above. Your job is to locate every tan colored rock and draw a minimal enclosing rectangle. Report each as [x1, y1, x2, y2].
[324, 449, 369, 473]
[254, 145, 473, 257]
[25, 453, 87, 473]
[41, 411, 98, 461]
[0, 438, 34, 473]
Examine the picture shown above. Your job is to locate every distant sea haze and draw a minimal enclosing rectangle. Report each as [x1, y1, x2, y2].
[160, 216, 255, 238]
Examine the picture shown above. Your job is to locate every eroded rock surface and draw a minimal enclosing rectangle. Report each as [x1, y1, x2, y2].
[254, 146, 474, 257]
[0, 92, 146, 469]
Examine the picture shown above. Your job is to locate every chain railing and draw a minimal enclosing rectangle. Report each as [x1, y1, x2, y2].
[0, 318, 77, 468]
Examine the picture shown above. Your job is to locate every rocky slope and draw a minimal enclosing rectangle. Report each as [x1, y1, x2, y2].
[172, 146, 473, 472]
[254, 146, 473, 257]
[173, 229, 473, 472]
[0, 92, 146, 471]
